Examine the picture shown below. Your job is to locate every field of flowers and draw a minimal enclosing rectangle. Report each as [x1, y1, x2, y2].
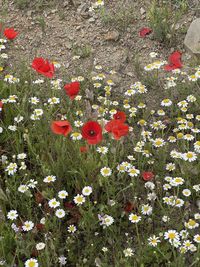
[0, 4, 200, 267]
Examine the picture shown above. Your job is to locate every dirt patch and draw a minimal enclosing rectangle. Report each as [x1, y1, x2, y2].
[0, 0, 199, 101]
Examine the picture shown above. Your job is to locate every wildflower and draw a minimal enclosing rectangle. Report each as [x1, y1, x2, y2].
[29, 97, 39, 105]
[129, 213, 141, 223]
[193, 234, 200, 243]
[67, 224, 77, 233]
[55, 209, 65, 218]
[4, 28, 18, 40]
[7, 210, 18, 220]
[18, 185, 29, 193]
[51, 121, 72, 136]
[22, 221, 34, 231]
[147, 192, 157, 201]
[142, 171, 154, 181]
[123, 248, 134, 257]
[128, 167, 140, 177]
[74, 120, 83, 128]
[149, 52, 158, 58]
[194, 141, 200, 153]
[48, 97, 60, 105]
[43, 175, 56, 183]
[185, 219, 199, 229]
[82, 186, 92, 196]
[164, 230, 180, 243]
[71, 132, 82, 140]
[152, 138, 165, 148]
[161, 99, 172, 107]
[8, 125, 17, 131]
[139, 27, 152, 38]
[48, 198, 60, 208]
[5, 162, 17, 175]
[144, 182, 155, 190]
[58, 190, 68, 199]
[96, 146, 108, 154]
[58, 256, 67, 265]
[188, 74, 198, 81]
[105, 120, 129, 140]
[166, 163, 176, 171]
[14, 116, 24, 123]
[8, 95, 18, 103]
[182, 151, 197, 162]
[99, 214, 114, 227]
[164, 51, 182, 71]
[81, 121, 102, 145]
[100, 167, 112, 177]
[141, 204, 153, 215]
[25, 258, 38, 267]
[74, 194, 85, 205]
[64, 81, 80, 100]
[148, 235, 161, 247]
[32, 57, 55, 78]
[182, 189, 191, 197]
[113, 111, 126, 122]
[36, 242, 45, 250]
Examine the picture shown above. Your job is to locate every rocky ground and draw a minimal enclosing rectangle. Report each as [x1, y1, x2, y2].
[0, 0, 199, 104]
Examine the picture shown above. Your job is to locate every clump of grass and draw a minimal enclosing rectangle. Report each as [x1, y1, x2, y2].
[72, 44, 92, 59]
[148, 0, 185, 45]
[13, 0, 57, 10]
[99, 3, 136, 31]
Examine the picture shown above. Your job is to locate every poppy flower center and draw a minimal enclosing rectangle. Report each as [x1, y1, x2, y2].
[89, 130, 96, 136]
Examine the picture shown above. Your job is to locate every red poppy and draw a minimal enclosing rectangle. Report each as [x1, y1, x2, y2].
[113, 111, 126, 122]
[164, 51, 182, 71]
[4, 28, 18, 40]
[64, 81, 80, 100]
[51, 121, 72, 136]
[142, 171, 155, 181]
[32, 57, 55, 78]
[124, 201, 134, 213]
[80, 146, 88, 153]
[64, 201, 75, 209]
[0, 101, 3, 111]
[81, 121, 102, 145]
[139, 27, 152, 38]
[35, 192, 44, 204]
[105, 120, 129, 140]
[31, 249, 39, 257]
[36, 223, 45, 231]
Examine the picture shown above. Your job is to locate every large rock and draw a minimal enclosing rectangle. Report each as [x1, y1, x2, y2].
[184, 18, 200, 57]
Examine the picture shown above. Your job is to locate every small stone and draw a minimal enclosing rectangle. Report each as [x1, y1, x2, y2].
[77, 3, 91, 18]
[127, 72, 134, 77]
[104, 31, 120, 41]
[66, 43, 72, 50]
[88, 17, 96, 23]
[63, 0, 69, 7]
[27, 10, 33, 17]
[184, 18, 200, 57]
[140, 7, 146, 15]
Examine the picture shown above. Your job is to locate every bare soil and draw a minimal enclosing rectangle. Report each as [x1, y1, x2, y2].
[0, 0, 199, 105]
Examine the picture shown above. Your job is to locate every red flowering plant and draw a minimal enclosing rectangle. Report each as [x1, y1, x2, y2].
[32, 57, 55, 78]
[3, 28, 18, 40]
[51, 121, 72, 136]
[105, 119, 129, 140]
[141, 171, 155, 181]
[113, 111, 126, 122]
[64, 81, 80, 100]
[81, 121, 102, 145]
[139, 27, 152, 38]
[164, 51, 182, 71]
